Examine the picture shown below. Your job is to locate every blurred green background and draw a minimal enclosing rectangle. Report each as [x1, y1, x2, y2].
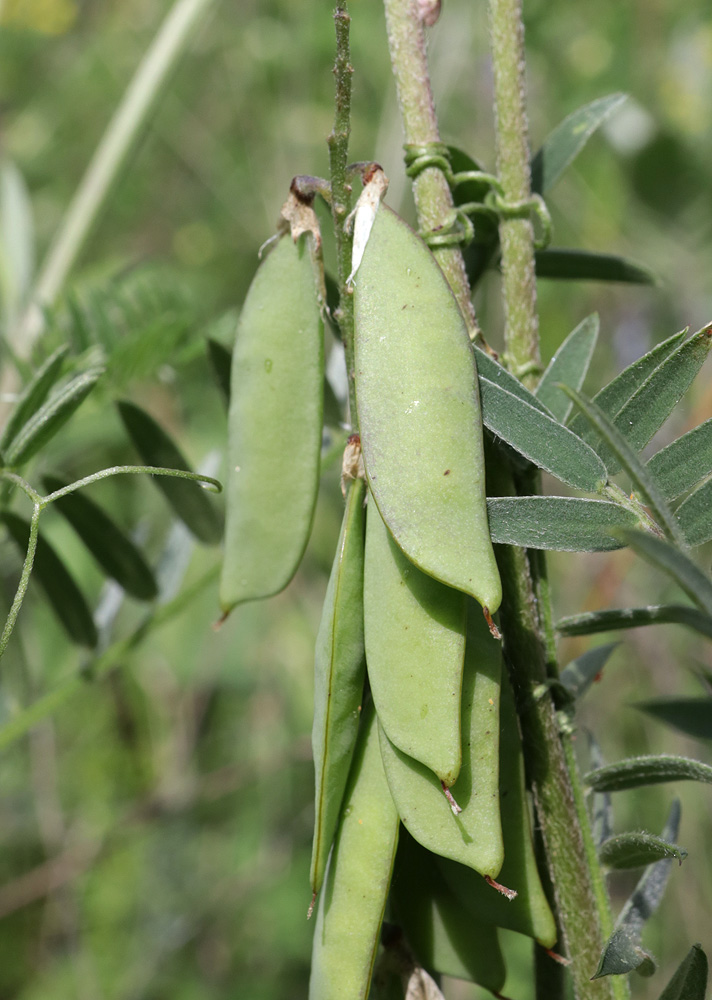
[0, 0, 710, 997]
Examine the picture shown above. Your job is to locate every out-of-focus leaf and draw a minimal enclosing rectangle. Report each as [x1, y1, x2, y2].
[599, 832, 687, 870]
[207, 337, 231, 406]
[4, 364, 104, 467]
[647, 418, 712, 502]
[536, 314, 599, 422]
[531, 93, 627, 194]
[593, 801, 681, 979]
[534, 249, 655, 285]
[634, 699, 712, 741]
[618, 529, 712, 617]
[559, 642, 618, 701]
[42, 475, 158, 601]
[556, 605, 712, 641]
[475, 345, 555, 419]
[117, 401, 222, 545]
[487, 497, 638, 551]
[479, 379, 607, 491]
[588, 734, 613, 848]
[658, 945, 708, 1000]
[675, 477, 712, 547]
[1, 512, 97, 648]
[0, 158, 35, 329]
[585, 755, 712, 792]
[0, 344, 70, 453]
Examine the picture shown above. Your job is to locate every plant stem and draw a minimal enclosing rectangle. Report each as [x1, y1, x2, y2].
[327, 4, 359, 432]
[382, 0, 479, 332]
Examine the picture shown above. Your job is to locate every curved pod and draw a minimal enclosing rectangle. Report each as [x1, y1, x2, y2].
[353, 204, 501, 613]
[220, 233, 324, 611]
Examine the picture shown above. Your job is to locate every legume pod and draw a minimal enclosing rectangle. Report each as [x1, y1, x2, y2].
[378, 601, 503, 878]
[220, 231, 324, 611]
[310, 476, 367, 899]
[353, 203, 501, 613]
[364, 499, 466, 785]
[309, 699, 399, 1000]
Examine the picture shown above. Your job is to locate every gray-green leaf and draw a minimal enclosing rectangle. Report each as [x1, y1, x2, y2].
[534, 248, 655, 285]
[536, 313, 599, 422]
[585, 754, 712, 792]
[658, 945, 708, 1000]
[675, 476, 712, 547]
[618, 529, 712, 617]
[634, 699, 712, 742]
[487, 496, 638, 551]
[559, 642, 618, 702]
[0, 344, 69, 453]
[599, 832, 687, 870]
[556, 605, 712, 641]
[646, 418, 712, 502]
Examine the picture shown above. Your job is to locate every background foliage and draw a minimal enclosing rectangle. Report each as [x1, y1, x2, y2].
[0, 0, 710, 997]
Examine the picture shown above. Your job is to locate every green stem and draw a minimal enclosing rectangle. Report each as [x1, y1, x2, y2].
[0, 501, 40, 662]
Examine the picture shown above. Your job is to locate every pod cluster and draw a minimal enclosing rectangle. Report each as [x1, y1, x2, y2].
[221, 194, 555, 999]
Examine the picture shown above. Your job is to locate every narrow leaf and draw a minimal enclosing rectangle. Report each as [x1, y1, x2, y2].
[647, 418, 712, 502]
[559, 642, 618, 701]
[536, 313, 599, 421]
[487, 496, 638, 551]
[0, 344, 69, 452]
[658, 944, 708, 1000]
[618, 529, 712, 617]
[557, 604, 712, 640]
[675, 476, 712, 547]
[586, 754, 712, 792]
[534, 248, 655, 284]
[42, 475, 158, 601]
[207, 337, 231, 406]
[599, 832, 687, 870]
[474, 344, 556, 419]
[531, 93, 627, 194]
[5, 364, 104, 467]
[118, 401, 222, 545]
[2, 512, 97, 647]
[634, 698, 712, 741]
[479, 378, 607, 491]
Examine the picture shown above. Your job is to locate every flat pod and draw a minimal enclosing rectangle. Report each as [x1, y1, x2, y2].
[220, 232, 324, 611]
[364, 499, 466, 785]
[378, 602, 503, 878]
[310, 476, 367, 897]
[353, 204, 501, 613]
[309, 700, 400, 1000]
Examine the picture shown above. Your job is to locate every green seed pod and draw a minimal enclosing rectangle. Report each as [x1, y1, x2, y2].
[309, 699, 400, 1000]
[438, 668, 557, 948]
[378, 600, 503, 878]
[220, 231, 324, 611]
[353, 203, 501, 613]
[364, 499, 466, 786]
[392, 829, 507, 993]
[310, 475, 367, 899]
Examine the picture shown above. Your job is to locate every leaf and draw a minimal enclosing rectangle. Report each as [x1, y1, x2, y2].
[556, 604, 712, 640]
[207, 337, 232, 406]
[118, 401, 222, 545]
[1, 512, 97, 648]
[42, 475, 158, 601]
[531, 93, 627, 194]
[559, 642, 618, 701]
[675, 476, 712, 547]
[588, 733, 613, 848]
[658, 944, 708, 1000]
[634, 698, 712, 741]
[618, 529, 712, 617]
[593, 800, 681, 979]
[585, 754, 712, 792]
[534, 248, 655, 284]
[474, 344, 556, 419]
[479, 378, 607, 492]
[646, 418, 712, 502]
[4, 364, 105, 467]
[0, 157, 35, 329]
[599, 832, 687, 870]
[536, 314, 599, 422]
[487, 496, 638, 551]
[0, 344, 69, 453]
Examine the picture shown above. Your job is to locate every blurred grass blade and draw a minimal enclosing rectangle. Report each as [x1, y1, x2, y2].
[634, 698, 712, 741]
[534, 248, 655, 284]
[487, 496, 638, 551]
[475, 344, 555, 419]
[618, 528, 712, 616]
[4, 364, 104, 467]
[1, 512, 97, 647]
[562, 388, 683, 543]
[599, 832, 687, 870]
[0, 344, 69, 452]
[557, 605, 712, 640]
[206, 337, 231, 406]
[118, 400, 222, 544]
[42, 475, 158, 601]
[646, 418, 712, 502]
[0, 158, 35, 331]
[559, 642, 618, 701]
[531, 93, 627, 194]
[658, 945, 708, 1000]
[675, 477, 712, 546]
[479, 379, 607, 491]
[536, 313, 599, 422]
[593, 800, 681, 979]
[586, 755, 712, 792]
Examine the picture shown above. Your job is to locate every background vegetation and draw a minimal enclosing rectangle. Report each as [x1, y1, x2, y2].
[0, 0, 710, 997]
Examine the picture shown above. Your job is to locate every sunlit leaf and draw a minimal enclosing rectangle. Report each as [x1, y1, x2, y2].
[559, 642, 618, 701]
[646, 418, 712, 502]
[534, 248, 655, 285]
[487, 496, 637, 551]
[556, 605, 712, 641]
[618, 529, 712, 616]
[675, 477, 712, 547]
[634, 698, 712, 741]
[586, 754, 712, 792]
[536, 314, 599, 422]
[658, 945, 708, 1000]
[475, 345, 555, 418]
[599, 832, 687, 870]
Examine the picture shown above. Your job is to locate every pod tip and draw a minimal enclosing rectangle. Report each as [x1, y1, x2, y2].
[483, 606, 502, 640]
[306, 892, 317, 920]
[485, 874, 517, 901]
